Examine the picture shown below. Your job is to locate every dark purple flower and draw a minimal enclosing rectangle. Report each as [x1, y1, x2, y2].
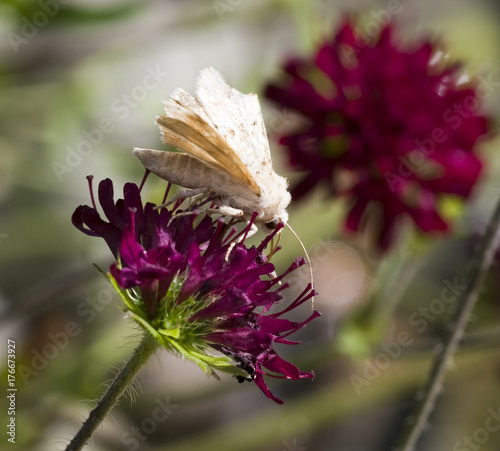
[265, 18, 491, 250]
[73, 177, 319, 403]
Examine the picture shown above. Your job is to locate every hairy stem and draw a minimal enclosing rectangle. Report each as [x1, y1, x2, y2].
[65, 333, 158, 451]
[394, 199, 500, 451]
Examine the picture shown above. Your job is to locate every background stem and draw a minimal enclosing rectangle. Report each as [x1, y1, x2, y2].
[65, 333, 158, 451]
[394, 198, 500, 451]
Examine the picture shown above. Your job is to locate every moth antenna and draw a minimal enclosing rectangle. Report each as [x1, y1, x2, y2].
[284, 222, 315, 308]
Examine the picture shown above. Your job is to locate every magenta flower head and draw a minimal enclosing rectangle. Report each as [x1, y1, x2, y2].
[265, 17, 492, 250]
[72, 177, 319, 403]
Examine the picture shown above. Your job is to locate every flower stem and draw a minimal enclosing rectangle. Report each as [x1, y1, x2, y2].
[65, 333, 158, 451]
[394, 198, 500, 451]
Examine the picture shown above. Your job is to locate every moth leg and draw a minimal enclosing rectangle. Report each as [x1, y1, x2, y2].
[183, 206, 251, 261]
[167, 210, 198, 225]
[155, 187, 209, 210]
[211, 206, 245, 218]
[245, 222, 258, 238]
[204, 205, 249, 258]
[168, 204, 245, 226]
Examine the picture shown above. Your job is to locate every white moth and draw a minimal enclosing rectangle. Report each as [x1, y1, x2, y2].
[134, 66, 290, 228]
[134, 67, 313, 294]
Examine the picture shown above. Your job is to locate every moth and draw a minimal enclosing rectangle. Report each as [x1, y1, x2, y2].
[134, 67, 313, 292]
[134, 66, 291, 228]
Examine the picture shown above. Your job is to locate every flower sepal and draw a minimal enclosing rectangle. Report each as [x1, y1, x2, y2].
[109, 273, 251, 380]
[167, 343, 251, 380]
[109, 273, 144, 315]
[131, 310, 251, 379]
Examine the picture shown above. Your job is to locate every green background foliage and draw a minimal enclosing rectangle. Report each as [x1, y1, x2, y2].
[2, 1, 500, 450]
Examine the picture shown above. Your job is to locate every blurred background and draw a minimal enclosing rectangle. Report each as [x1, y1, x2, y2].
[1, 0, 500, 450]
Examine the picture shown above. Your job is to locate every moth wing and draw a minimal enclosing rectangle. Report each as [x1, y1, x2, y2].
[166, 88, 212, 125]
[195, 67, 274, 184]
[157, 118, 218, 168]
[157, 100, 261, 195]
[133, 148, 258, 203]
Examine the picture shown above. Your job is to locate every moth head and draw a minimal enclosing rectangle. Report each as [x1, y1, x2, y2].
[264, 219, 280, 230]
[259, 173, 291, 226]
